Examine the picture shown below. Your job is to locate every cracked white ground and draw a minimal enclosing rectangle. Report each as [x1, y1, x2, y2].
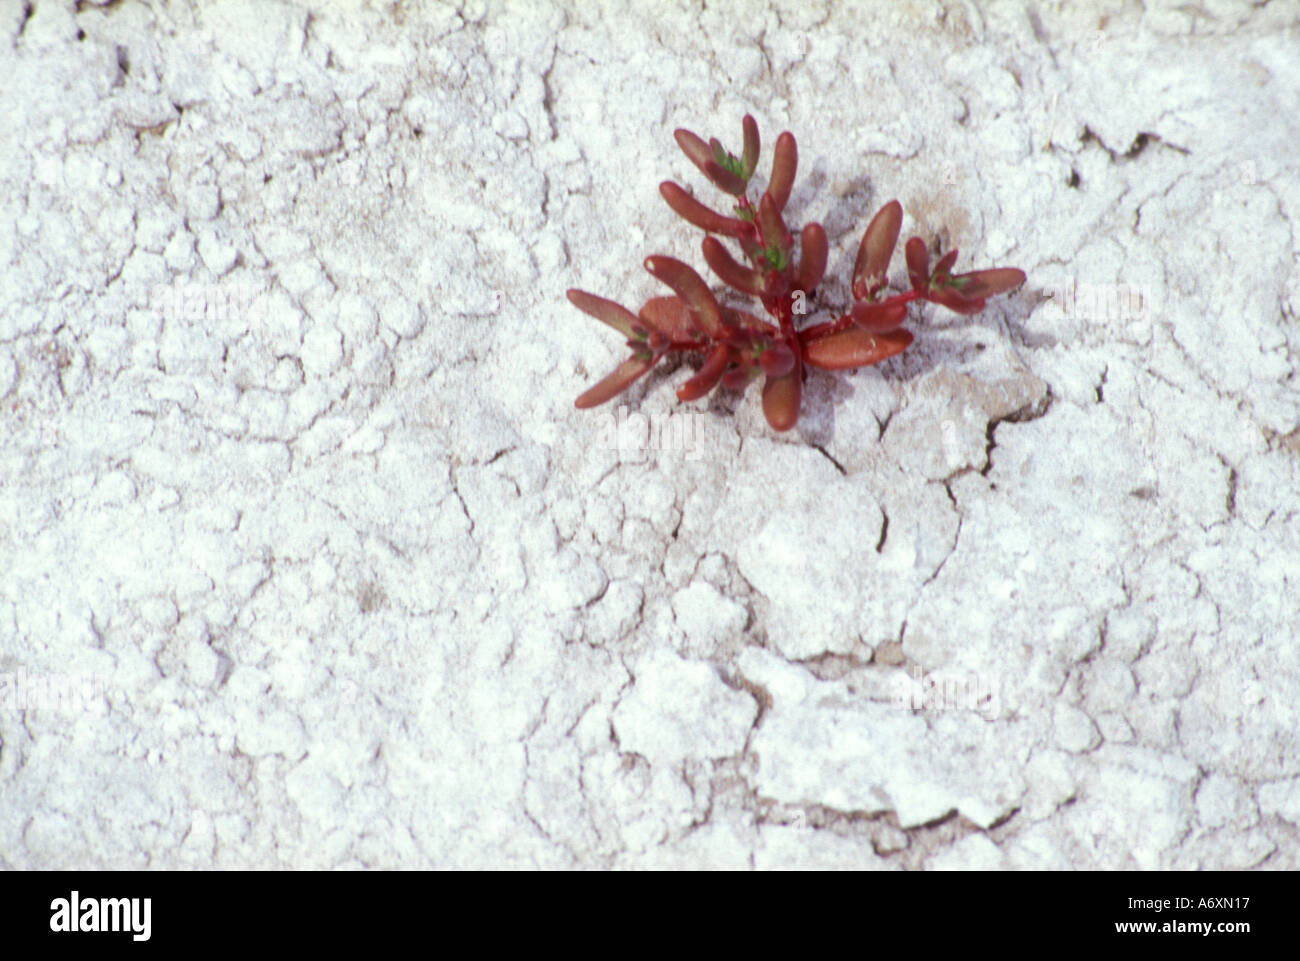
[1, 1, 1297, 869]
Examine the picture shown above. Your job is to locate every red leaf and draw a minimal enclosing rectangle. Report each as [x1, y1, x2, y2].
[676, 128, 746, 195]
[850, 300, 908, 332]
[925, 287, 987, 315]
[638, 296, 700, 341]
[736, 230, 764, 264]
[643, 256, 723, 336]
[659, 182, 745, 235]
[575, 353, 657, 408]
[852, 200, 902, 300]
[758, 341, 795, 378]
[950, 268, 1026, 298]
[677, 344, 732, 401]
[802, 328, 913, 370]
[932, 248, 959, 281]
[701, 236, 764, 295]
[673, 129, 714, 174]
[905, 237, 930, 292]
[761, 358, 802, 431]
[704, 161, 746, 196]
[756, 192, 789, 253]
[741, 115, 760, 179]
[566, 289, 639, 338]
[767, 131, 797, 212]
[795, 223, 828, 294]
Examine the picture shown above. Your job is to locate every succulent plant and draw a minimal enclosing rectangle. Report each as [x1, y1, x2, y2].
[568, 116, 1026, 431]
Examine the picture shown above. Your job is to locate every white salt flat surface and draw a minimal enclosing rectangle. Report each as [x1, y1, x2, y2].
[0, 0, 1297, 868]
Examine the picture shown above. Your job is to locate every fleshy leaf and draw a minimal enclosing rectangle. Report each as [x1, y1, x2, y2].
[932, 248, 959, 282]
[575, 353, 657, 409]
[949, 268, 1026, 298]
[757, 341, 795, 378]
[673, 129, 714, 174]
[761, 359, 802, 431]
[741, 115, 760, 179]
[638, 296, 700, 341]
[701, 236, 764, 295]
[850, 300, 908, 332]
[677, 344, 732, 401]
[756, 192, 790, 253]
[566, 289, 639, 338]
[643, 256, 723, 336]
[659, 182, 746, 235]
[852, 200, 902, 300]
[925, 287, 987, 315]
[767, 131, 797, 212]
[675, 128, 746, 194]
[704, 160, 747, 196]
[802, 328, 913, 370]
[795, 223, 828, 294]
[905, 237, 931, 292]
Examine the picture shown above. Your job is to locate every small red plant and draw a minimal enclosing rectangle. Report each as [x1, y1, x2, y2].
[568, 116, 1026, 431]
